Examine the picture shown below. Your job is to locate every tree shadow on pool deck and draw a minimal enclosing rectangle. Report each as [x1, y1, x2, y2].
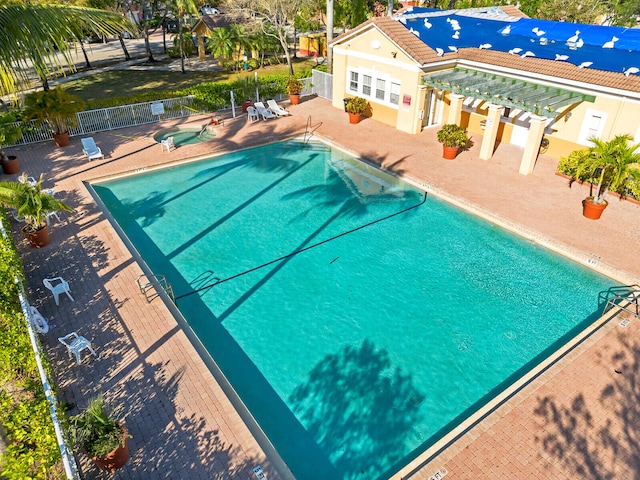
[288, 339, 426, 480]
[533, 326, 640, 479]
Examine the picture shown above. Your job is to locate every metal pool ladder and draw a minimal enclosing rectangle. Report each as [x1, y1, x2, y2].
[602, 285, 640, 319]
[303, 116, 322, 143]
[137, 274, 175, 304]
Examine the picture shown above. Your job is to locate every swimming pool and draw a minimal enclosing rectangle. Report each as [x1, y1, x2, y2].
[92, 139, 615, 479]
[154, 124, 216, 146]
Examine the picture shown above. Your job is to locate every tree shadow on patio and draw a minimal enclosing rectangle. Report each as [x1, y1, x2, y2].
[534, 326, 640, 479]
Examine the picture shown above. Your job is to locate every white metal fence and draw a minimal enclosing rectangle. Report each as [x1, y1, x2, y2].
[311, 70, 333, 101]
[8, 96, 202, 147]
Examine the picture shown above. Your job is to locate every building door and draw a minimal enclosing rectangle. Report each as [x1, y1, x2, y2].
[422, 89, 442, 129]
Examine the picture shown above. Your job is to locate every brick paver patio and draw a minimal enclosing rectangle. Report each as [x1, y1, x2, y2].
[4, 96, 640, 479]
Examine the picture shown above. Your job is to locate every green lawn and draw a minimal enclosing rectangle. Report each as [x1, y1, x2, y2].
[63, 58, 317, 103]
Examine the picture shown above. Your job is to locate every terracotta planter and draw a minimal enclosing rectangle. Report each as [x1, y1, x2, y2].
[289, 94, 300, 105]
[241, 101, 253, 113]
[582, 197, 608, 220]
[21, 223, 50, 248]
[1, 155, 19, 174]
[91, 424, 129, 472]
[348, 112, 361, 124]
[53, 132, 70, 147]
[442, 145, 459, 160]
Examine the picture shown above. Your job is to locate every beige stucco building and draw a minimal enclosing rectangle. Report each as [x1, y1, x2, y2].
[330, 7, 640, 174]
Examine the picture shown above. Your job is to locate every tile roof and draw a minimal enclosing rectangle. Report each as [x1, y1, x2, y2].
[458, 49, 640, 93]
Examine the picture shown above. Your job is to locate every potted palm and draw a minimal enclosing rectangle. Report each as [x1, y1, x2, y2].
[345, 97, 370, 124]
[286, 77, 304, 105]
[436, 124, 468, 159]
[68, 395, 130, 472]
[0, 111, 23, 174]
[563, 133, 640, 219]
[23, 87, 86, 147]
[0, 173, 73, 247]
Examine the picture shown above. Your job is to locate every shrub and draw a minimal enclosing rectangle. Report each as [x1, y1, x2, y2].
[0, 209, 62, 477]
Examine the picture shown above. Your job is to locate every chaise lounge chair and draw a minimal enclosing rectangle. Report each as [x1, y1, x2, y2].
[267, 99, 290, 117]
[81, 137, 105, 161]
[254, 102, 277, 121]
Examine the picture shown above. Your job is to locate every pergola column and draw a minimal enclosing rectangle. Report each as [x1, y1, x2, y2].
[479, 104, 504, 161]
[519, 115, 547, 175]
[446, 93, 464, 125]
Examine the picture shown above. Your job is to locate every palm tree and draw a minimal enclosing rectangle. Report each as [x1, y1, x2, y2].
[208, 27, 236, 64]
[0, 4, 134, 97]
[572, 134, 640, 204]
[168, 0, 198, 74]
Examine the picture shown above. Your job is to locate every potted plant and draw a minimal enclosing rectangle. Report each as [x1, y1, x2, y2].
[286, 77, 304, 105]
[0, 173, 73, 247]
[563, 133, 640, 220]
[345, 97, 370, 124]
[23, 86, 86, 147]
[68, 395, 130, 472]
[436, 124, 468, 159]
[235, 76, 259, 113]
[0, 111, 23, 174]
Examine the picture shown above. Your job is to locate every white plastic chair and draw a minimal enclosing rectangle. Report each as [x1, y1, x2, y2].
[254, 102, 277, 120]
[246, 106, 259, 123]
[46, 211, 61, 226]
[18, 175, 37, 187]
[160, 136, 175, 152]
[80, 137, 105, 161]
[43, 277, 75, 306]
[58, 332, 97, 364]
[267, 99, 290, 117]
[29, 305, 49, 334]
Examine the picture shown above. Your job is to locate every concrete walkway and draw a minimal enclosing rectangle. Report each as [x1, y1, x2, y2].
[4, 95, 640, 479]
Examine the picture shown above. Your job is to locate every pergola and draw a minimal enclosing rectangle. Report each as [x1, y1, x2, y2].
[421, 67, 595, 174]
[422, 67, 594, 118]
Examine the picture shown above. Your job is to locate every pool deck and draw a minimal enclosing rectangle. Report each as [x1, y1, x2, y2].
[5, 95, 640, 480]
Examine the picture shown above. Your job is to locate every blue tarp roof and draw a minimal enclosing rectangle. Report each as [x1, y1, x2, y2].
[396, 7, 640, 76]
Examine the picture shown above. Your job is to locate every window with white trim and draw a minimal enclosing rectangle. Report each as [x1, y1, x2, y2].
[577, 109, 608, 146]
[362, 75, 372, 96]
[346, 67, 402, 108]
[349, 71, 358, 92]
[376, 79, 386, 100]
[390, 82, 400, 105]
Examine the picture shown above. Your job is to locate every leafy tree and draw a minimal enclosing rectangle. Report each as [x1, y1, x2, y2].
[608, 0, 640, 26]
[227, 0, 311, 76]
[167, 0, 198, 73]
[208, 27, 236, 62]
[0, 3, 133, 96]
[335, 0, 368, 31]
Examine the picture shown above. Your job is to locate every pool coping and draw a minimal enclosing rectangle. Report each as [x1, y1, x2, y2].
[83, 134, 639, 480]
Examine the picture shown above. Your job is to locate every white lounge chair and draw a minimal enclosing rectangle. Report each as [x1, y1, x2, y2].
[58, 332, 97, 365]
[81, 137, 105, 161]
[246, 106, 259, 123]
[43, 277, 75, 306]
[160, 136, 175, 152]
[267, 99, 290, 117]
[254, 102, 277, 121]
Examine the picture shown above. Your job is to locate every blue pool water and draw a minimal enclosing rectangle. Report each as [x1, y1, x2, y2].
[93, 140, 615, 479]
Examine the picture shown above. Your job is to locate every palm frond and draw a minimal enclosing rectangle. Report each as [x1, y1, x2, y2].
[0, 4, 135, 97]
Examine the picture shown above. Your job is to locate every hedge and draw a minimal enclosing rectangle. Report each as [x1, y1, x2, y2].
[0, 209, 63, 479]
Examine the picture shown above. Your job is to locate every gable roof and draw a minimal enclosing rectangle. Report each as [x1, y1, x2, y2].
[191, 13, 250, 33]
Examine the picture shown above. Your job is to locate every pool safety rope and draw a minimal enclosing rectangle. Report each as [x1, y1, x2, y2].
[174, 192, 428, 302]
